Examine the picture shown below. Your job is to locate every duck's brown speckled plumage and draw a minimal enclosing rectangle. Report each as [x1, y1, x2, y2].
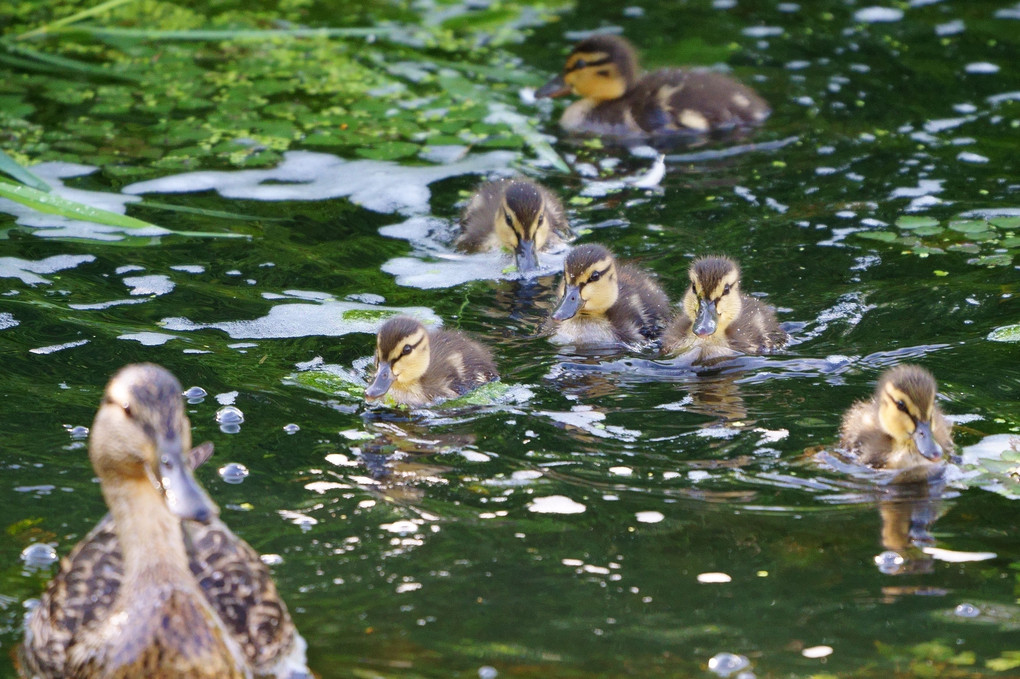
[537, 34, 769, 138]
[367, 316, 498, 407]
[663, 256, 787, 361]
[20, 365, 307, 679]
[840, 364, 954, 472]
[550, 243, 670, 347]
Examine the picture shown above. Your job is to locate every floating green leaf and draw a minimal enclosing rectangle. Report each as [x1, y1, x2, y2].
[911, 225, 943, 236]
[988, 324, 1020, 343]
[856, 230, 897, 242]
[948, 219, 989, 233]
[895, 215, 940, 229]
[990, 216, 1020, 229]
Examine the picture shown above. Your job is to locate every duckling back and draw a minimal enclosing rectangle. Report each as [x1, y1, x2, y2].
[607, 263, 671, 343]
[421, 329, 499, 401]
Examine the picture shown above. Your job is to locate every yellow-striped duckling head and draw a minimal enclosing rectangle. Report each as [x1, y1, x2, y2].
[875, 365, 945, 462]
[537, 34, 638, 103]
[366, 316, 431, 400]
[93, 364, 216, 523]
[681, 256, 743, 339]
[552, 244, 619, 321]
[496, 180, 553, 272]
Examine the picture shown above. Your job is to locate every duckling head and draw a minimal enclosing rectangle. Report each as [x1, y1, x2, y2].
[552, 243, 619, 321]
[682, 257, 743, 338]
[876, 365, 944, 462]
[496, 181, 551, 273]
[366, 316, 431, 400]
[536, 34, 638, 103]
[91, 364, 216, 523]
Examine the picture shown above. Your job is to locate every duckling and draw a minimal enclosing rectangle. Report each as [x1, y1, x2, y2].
[20, 364, 308, 679]
[456, 178, 570, 273]
[662, 256, 788, 361]
[840, 364, 954, 472]
[365, 316, 498, 406]
[550, 243, 670, 346]
[536, 34, 770, 137]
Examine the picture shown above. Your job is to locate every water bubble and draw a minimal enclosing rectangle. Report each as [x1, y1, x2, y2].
[66, 425, 89, 439]
[219, 463, 250, 484]
[478, 666, 498, 679]
[954, 603, 980, 618]
[216, 407, 242, 429]
[260, 553, 284, 566]
[184, 386, 207, 403]
[283, 423, 300, 434]
[21, 543, 58, 569]
[875, 550, 905, 574]
[708, 652, 750, 677]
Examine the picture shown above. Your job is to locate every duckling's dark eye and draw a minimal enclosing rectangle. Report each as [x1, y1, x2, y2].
[589, 270, 601, 282]
[722, 284, 732, 296]
[402, 344, 413, 355]
[896, 400, 909, 414]
[574, 59, 587, 69]
[537, 214, 544, 226]
[504, 212, 513, 228]
[122, 405, 133, 418]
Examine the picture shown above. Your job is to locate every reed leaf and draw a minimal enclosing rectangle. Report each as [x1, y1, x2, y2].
[0, 149, 51, 192]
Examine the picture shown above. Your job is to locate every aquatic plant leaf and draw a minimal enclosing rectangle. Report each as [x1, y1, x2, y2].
[0, 180, 155, 229]
[855, 231, 897, 242]
[948, 219, 989, 233]
[990, 216, 1020, 229]
[987, 324, 1020, 343]
[895, 216, 940, 229]
[0, 149, 50, 191]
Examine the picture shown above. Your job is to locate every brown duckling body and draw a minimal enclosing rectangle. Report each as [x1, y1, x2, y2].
[366, 316, 498, 406]
[662, 256, 787, 362]
[840, 364, 953, 472]
[549, 243, 670, 347]
[20, 364, 307, 679]
[456, 178, 570, 273]
[536, 34, 769, 138]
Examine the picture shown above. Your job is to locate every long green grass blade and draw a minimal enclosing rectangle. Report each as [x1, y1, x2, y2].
[0, 181, 249, 240]
[50, 26, 391, 41]
[0, 149, 51, 192]
[139, 200, 281, 222]
[1, 41, 139, 82]
[17, 0, 138, 40]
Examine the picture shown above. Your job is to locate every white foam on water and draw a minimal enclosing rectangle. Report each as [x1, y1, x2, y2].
[854, 7, 904, 22]
[118, 332, 178, 346]
[123, 274, 175, 296]
[0, 312, 18, 330]
[161, 299, 440, 340]
[527, 495, 586, 514]
[0, 254, 96, 285]
[30, 339, 89, 355]
[123, 150, 515, 216]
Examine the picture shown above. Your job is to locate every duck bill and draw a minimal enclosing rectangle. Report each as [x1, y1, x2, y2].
[515, 239, 539, 273]
[159, 437, 217, 523]
[693, 299, 718, 336]
[912, 420, 943, 461]
[552, 285, 584, 321]
[365, 362, 395, 400]
[536, 74, 570, 99]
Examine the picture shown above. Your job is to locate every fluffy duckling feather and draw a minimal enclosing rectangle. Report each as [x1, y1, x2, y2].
[366, 316, 498, 407]
[550, 243, 670, 347]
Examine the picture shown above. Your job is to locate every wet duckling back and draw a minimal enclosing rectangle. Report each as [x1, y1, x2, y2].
[456, 178, 569, 273]
[536, 34, 769, 138]
[20, 364, 308, 679]
[663, 256, 787, 361]
[840, 364, 953, 472]
[366, 316, 498, 406]
[550, 243, 670, 347]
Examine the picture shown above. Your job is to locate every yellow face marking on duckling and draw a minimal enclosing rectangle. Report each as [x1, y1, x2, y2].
[878, 384, 942, 461]
[553, 256, 618, 321]
[678, 109, 710, 132]
[562, 51, 628, 102]
[683, 264, 742, 338]
[367, 327, 430, 399]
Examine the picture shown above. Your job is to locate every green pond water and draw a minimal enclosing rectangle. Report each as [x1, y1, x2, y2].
[2, 0, 1020, 677]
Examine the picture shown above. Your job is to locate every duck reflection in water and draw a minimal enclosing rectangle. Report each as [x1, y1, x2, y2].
[874, 480, 948, 578]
